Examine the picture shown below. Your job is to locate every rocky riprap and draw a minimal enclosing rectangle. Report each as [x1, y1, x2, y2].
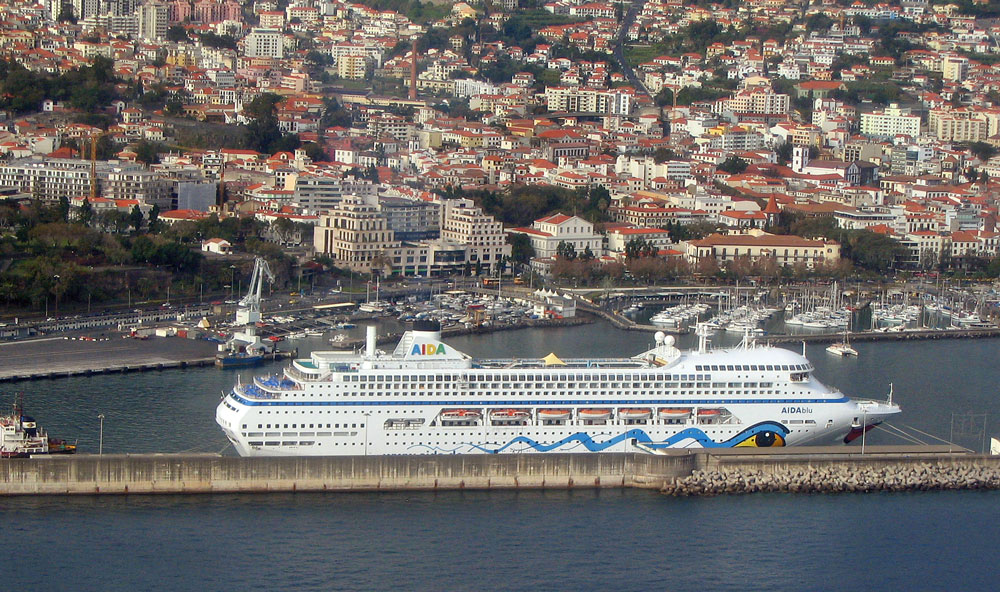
[661, 463, 1000, 496]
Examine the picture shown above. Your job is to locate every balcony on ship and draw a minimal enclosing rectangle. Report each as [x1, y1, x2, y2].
[285, 361, 329, 382]
[254, 375, 302, 393]
[238, 383, 283, 400]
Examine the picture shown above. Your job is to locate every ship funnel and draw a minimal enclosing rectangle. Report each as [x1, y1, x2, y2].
[412, 319, 442, 340]
[365, 325, 376, 357]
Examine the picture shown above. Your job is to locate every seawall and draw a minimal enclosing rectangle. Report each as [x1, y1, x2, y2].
[3, 446, 998, 496]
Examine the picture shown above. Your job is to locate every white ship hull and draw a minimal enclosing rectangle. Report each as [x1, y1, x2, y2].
[216, 325, 900, 456]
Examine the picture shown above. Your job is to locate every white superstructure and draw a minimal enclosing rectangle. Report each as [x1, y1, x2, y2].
[216, 324, 900, 456]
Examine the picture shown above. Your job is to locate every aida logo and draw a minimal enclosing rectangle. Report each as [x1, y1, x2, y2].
[411, 343, 447, 355]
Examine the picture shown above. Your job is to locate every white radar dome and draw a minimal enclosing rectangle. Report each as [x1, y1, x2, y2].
[654, 331, 666, 344]
[664, 335, 675, 347]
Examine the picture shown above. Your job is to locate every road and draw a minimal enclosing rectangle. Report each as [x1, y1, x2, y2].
[614, 0, 652, 100]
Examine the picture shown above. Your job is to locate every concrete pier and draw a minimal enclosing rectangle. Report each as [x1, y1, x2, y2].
[2, 446, 997, 496]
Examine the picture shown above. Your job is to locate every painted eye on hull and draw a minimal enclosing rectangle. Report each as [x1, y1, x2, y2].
[734, 429, 786, 447]
[754, 431, 782, 447]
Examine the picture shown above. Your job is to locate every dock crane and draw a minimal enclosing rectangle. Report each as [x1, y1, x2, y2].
[236, 257, 274, 326]
[223, 257, 275, 356]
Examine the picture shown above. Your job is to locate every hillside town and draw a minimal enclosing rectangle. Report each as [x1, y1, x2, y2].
[3, 0, 1000, 311]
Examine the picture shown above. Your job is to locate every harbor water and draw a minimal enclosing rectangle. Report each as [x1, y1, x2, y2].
[4, 321, 1000, 589]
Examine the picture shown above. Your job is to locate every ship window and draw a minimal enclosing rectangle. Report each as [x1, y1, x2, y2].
[766, 365, 774, 370]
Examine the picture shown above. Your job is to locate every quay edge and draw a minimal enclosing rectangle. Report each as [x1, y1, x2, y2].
[1, 446, 998, 496]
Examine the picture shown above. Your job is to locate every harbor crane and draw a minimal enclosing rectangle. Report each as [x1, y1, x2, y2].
[236, 257, 274, 326]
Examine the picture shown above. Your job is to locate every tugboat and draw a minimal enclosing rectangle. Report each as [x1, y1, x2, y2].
[1, 394, 76, 458]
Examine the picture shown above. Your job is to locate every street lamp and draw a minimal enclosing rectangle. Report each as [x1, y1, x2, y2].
[98, 413, 105, 455]
[229, 266, 237, 300]
[861, 409, 867, 455]
[52, 274, 60, 319]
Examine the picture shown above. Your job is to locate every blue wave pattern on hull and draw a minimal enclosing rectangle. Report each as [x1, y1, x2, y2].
[464, 422, 789, 454]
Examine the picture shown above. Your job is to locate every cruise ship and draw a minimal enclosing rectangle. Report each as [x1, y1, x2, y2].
[216, 322, 900, 456]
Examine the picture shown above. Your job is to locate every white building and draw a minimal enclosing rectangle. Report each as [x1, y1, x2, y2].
[439, 198, 511, 268]
[244, 28, 284, 59]
[544, 87, 634, 115]
[293, 174, 377, 213]
[860, 103, 921, 139]
[507, 213, 603, 259]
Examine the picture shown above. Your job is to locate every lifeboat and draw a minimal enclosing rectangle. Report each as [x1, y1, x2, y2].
[490, 409, 531, 420]
[440, 409, 481, 421]
[697, 408, 722, 417]
[658, 408, 691, 419]
[578, 408, 612, 421]
[538, 409, 571, 421]
[618, 408, 652, 421]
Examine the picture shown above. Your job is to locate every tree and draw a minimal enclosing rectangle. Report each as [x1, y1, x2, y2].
[717, 156, 748, 174]
[132, 140, 162, 166]
[242, 93, 300, 154]
[507, 233, 535, 264]
[166, 25, 188, 43]
[129, 205, 144, 232]
[57, 195, 70, 223]
[967, 142, 997, 162]
[57, 6, 76, 22]
[653, 147, 676, 163]
[302, 142, 328, 162]
[78, 198, 94, 226]
[625, 237, 653, 259]
[148, 204, 161, 233]
[556, 240, 577, 260]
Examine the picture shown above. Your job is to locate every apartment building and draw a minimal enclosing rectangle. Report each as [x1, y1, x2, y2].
[544, 87, 633, 115]
[859, 103, 921, 139]
[439, 198, 511, 266]
[137, 1, 168, 41]
[244, 28, 283, 58]
[312, 195, 399, 272]
[934, 115, 987, 142]
[380, 196, 439, 241]
[293, 174, 377, 213]
[104, 168, 173, 208]
[0, 158, 150, 202]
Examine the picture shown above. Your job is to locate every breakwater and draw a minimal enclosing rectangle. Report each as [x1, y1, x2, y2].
[662, 463, 1000, 495]
[2, 446, 997, 496]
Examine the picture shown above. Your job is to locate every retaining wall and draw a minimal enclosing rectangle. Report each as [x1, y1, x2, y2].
[3, 447, 996, 496]
[0, 453, 697, 495]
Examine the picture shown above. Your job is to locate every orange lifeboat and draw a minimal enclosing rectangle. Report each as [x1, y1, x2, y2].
[658, 408, 691, 420]
[440, 409, 481, 421]
[490, 409, 531, 420]
[618, 408, 652, 421]
[697, 408, 722, 417]
[578, 408, 612, 421]
[538, 409, 571, 421]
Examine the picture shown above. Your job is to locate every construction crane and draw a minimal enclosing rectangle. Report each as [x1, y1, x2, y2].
[235, 257, 274, 326]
